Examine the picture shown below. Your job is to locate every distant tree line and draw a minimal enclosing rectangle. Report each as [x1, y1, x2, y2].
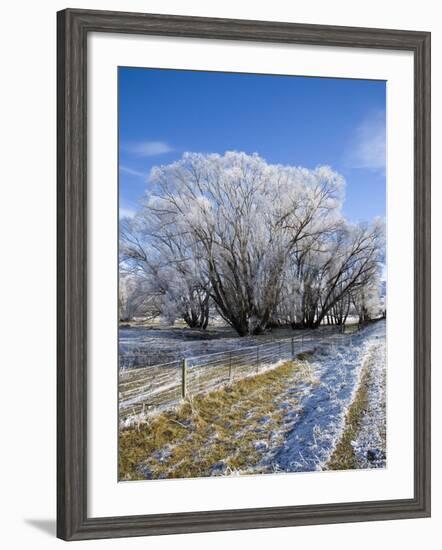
[120, 152, 385, 336]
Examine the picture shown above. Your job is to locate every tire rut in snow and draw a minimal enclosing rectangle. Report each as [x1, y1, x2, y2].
[350, 338, 386, 468]
[268, 321, 386, 473]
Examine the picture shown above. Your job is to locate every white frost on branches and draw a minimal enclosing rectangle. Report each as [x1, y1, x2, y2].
[120, 152, 384, 335]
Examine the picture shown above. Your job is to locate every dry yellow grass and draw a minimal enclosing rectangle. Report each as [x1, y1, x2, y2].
[326, 366, 370, 470]
[119, 360, 313, 480]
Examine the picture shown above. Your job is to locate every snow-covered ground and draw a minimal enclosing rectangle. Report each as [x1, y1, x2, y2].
[351, 336, 386, 468]
[118, 323, 369, 421]
[120, 320, 387, 477]
[119, 323, 353, 368]
[252, 320, 386, 473]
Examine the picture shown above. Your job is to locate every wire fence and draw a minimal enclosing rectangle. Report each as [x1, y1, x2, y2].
[119, 326, 359, 421]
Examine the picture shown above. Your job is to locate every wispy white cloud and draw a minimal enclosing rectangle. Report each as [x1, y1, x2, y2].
[124, 140, 173, 157]
[348, 111, 386, 172]
[119, 165, 147, 179]
[119, 207, 136, 219]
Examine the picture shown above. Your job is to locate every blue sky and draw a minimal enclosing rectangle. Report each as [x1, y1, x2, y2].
[119, 67, 386, 223]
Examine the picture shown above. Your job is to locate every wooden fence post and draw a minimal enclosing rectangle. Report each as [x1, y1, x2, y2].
[181, 358, 187, 399]
[291, 337, 295, 360]
[256, 346, 260, 373]
[229, 352, 233, 382]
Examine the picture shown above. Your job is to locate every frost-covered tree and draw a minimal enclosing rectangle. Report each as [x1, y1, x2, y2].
[275, 219, 384, 328]
[145, 152, 344, 335]
[120, 215, 210, 328]
[351, 279, 384, 324]
[118, 273, 161, 322]
[312, 220, 384, 327]
[119, 152, 384, 334]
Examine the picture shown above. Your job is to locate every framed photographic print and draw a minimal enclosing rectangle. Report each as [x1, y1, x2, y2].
[57, 8, 431, 541]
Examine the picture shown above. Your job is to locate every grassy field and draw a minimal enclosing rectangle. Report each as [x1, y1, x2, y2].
[119, 322, 387, 480]
[119, 357, 315, 480]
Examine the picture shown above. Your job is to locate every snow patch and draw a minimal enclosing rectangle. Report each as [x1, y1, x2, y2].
[260, 321, 386, 473]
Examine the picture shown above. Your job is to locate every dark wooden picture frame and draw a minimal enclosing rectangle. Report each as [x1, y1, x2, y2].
[57, 8, 431, 541]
